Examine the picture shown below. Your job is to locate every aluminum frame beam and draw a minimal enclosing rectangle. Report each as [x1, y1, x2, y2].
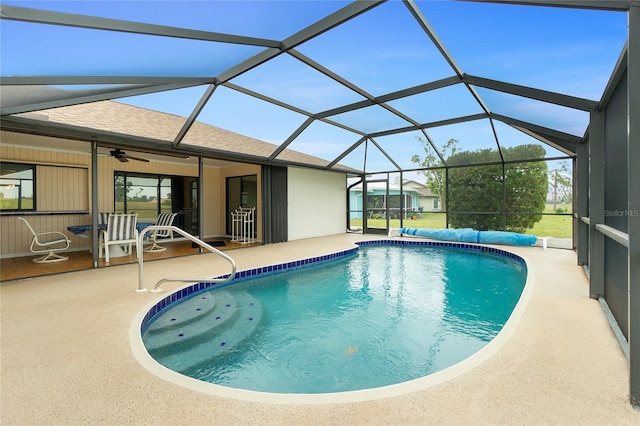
[327, 136, 367, 170]
[576, 139, 589, 266]
[0, 82, 205, 116]
[368, 113, 488, 139]
[288, 49, 443, 141]
[403, 0, 509, 165]
[456, 0, 632, 11]
[214, 0, 383, 93]
[464, 74, 598, 111]
[369, 137, 402, 171]
[588, 109, 605, 300]
[0, 4, 281, 47]
[288, 50, 377, 104]
[0, 76, 215, 86]
[628, 3, 640, 409]
[491, 113, 580, 154]
[268, 117, 315, 161]
[601, 41, 629, 109]
[313, 76, 461, 120]
[403, 0, 494, 118]
[223, 82, 313, 118]
[222, 82, 366, 136]
[280, 1, 385, 50]
[90, 142, 99, 268]
[173, 84, 217, 147]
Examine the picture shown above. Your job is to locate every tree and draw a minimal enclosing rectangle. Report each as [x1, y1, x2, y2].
[548, 161, 572, 211]
[412, 141, 548, 233]
[410, 137, 457, 208]
[114, 176, 129, 202]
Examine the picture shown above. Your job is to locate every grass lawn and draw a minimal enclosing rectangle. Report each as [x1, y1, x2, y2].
[115, 201, 170, 220]
[351, 208, 573, 239]
[525, 214, 572, 238]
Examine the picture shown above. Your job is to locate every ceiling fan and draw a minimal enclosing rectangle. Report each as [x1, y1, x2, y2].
[109, 149, 149, 163]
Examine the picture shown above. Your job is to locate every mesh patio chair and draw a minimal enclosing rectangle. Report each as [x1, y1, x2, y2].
[99, 213, 138, 263]
[144, 212, 177, 252]
[17, 217, 71, 263]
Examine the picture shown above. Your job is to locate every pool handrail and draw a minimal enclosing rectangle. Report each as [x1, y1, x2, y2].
[136, 225, 236, 293]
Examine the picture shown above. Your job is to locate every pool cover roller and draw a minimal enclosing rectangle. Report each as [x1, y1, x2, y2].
[398, 228, 538, 247]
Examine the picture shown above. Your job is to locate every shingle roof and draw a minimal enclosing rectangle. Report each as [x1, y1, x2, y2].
[22, 100, 357, 172]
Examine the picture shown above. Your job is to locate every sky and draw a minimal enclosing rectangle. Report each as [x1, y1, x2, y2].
[0, 0, 630, 176]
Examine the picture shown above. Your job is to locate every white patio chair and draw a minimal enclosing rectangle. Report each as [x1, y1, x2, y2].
[99, 213, 138, 263]
[99, 212, 113, 226]
[17, 217, 71, 263]
[144, 212, 177, 252]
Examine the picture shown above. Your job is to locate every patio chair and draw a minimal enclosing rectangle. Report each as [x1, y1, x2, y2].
[99, 212, 113, 226]
[17, 217, 71, 263]
[144, 212, 177, 252]
[99, 213, 139, 263]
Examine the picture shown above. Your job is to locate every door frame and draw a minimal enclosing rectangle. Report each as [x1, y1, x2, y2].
[364, 177, 389, 235]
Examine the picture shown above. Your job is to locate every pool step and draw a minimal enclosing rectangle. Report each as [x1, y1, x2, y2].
[143, 290, 263, 372]
[145, 291, 228, 333]
[143, 291, 239, 355]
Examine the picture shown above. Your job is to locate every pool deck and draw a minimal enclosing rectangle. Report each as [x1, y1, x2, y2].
[1, 233, 638, 424]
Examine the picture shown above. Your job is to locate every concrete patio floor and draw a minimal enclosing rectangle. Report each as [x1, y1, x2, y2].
[1, 233, 638, 425]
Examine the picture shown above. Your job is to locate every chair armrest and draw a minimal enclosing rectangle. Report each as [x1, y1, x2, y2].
[34, 231, 70, 245]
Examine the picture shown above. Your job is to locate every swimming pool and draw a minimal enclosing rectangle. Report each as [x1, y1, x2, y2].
[137, 240, 528, 397]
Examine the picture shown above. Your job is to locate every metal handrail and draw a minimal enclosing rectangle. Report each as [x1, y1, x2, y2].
[136, 225, 236, 293]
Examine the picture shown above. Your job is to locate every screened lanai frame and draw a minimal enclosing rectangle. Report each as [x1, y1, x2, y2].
[0, 0, 601, 231]
[1, 0, 639, 409]
[0, 0, 606, 168]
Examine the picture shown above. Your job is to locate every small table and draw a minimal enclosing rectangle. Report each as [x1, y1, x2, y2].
[67, 223, 153, 258]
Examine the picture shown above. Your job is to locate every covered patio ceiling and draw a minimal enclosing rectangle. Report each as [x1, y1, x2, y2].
[0, 0, 632, 174]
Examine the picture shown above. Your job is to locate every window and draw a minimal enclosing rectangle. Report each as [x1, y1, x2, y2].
[115, 172, 173, 220]
[0, 162, 35, 211]
[388, 193, 413, 218]
[433, 198, 439, 209]
[114, 172, 198, 232]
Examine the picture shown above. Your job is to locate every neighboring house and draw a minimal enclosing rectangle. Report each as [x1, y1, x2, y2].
[400, 179, 442, 212]
[348, 180, 424, 220]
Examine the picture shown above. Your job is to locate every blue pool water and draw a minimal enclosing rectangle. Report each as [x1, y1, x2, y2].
[142, 243, 527, 394]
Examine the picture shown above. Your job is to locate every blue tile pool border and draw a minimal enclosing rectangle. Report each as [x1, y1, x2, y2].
[140, 239, 527, 333]
[357, 239, 527, 266]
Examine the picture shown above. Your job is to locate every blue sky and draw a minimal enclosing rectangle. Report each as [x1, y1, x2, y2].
[0, 0, 629, 174]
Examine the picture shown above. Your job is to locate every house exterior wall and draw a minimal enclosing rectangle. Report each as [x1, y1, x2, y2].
[418, 196, 440, 212]
[1, 134, 93, 257]
[287, 167, 346, 240]
[0, 131, 261, 257]
[403, 180, 441, 212]
[1, 131, 348, 257]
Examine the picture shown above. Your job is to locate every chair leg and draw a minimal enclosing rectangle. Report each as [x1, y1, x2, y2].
[144, 239, 167, 252]
[99, 234, 104, 259]
[32, 251, 69, 263]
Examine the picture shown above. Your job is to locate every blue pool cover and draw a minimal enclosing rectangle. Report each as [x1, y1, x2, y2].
[398, 228, 538, 247]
